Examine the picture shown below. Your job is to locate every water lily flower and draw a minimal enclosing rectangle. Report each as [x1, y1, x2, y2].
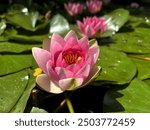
[86, 0, 103, 14]
[32, 30, 101, 94]
[77, 16, 107, 38]
[64, 2, 85, 16]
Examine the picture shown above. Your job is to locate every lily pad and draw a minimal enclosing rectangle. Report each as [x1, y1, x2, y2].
[30, 107, 48, 113]
[5, 11, 40, 31]
[103, 8, 129, 36]
[0, 36, 8, 42]
[95, 46, 137, 84]
[11, 70, 36, 112]
[127, 15, 150, 28]
[0, 41, 41, 53]
[129, 56, 150, 80]
[0, 54, 33, 76]
[110, 28, 150, 54]
[0, 70, 29, 112]
[49, 14, 70, 36]
[4, 28, 47, 42]
[143, 79, 150, 86]
[103, 79, 150, 112]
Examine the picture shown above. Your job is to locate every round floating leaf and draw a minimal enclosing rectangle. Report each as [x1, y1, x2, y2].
[127, 15, 150, 28]
[49, 14, 70, 35]
[0, 41, 41, 53]
[11, 70, 36, 112]
[103, 8, 129, 36]
[4, 29, 47, 42]
[30, 107, 48, 113]
[5, 11, 40, 31]
[0, 54, 33, 76]
[0, 36, 8, 42]
[129, 55, 150, 80]
[104, 79, 150, 112]
[110, 28, 150, 54]
[96, 46, 137, 84]
[0, 70, 29, 112]
[143, 79, 150, 86]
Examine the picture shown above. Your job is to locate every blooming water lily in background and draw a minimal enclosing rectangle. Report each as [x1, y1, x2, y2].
[64, 2, 85, 16]
[32, 30, 101, 94]
[86, 0, 103, 14]
[77, 16, 107, 38]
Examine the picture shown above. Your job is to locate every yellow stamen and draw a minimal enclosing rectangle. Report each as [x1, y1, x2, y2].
[63, 52, 81, 65]
[33, 68, 42, 77]
[77, 56, 81, 61]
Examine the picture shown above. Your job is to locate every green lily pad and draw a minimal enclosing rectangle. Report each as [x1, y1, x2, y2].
[96, 46, 137, 84]
[4, 28, 47, 42]
[11, 70, 36, 112]
[103, 8, 129, 36]
[127, 15, 150, 28]
[5, 11, 40, 31]
[143, 79, 150, 86]
[0, 35, 8, 42]
[0, 70, 29, 112]
[30, 107, 48, 113]
[129, 56, 150, 80]
[49, 14, 70, 36]
[0, 20, 6, 35]
[110, 28, 150, 54]
[0, 54, 33, 76]
[0, 41, 41, 53]
[103, 79, 150, 112]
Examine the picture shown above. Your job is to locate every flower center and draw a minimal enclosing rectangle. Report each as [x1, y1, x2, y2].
[63, 51, 81, 65]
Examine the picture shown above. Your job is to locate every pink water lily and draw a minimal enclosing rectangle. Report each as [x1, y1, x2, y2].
[32, 30, 101, 94]
[77, 16, 107, 38]
[86, 0, 103, 14]
[64, 2, 85, 16]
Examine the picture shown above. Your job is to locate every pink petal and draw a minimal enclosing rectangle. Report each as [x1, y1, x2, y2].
[81, 66, 101, 87]
[77, 21, 85, 34]
[55, 67, 73, 79]
[63, 31, 82, 51]
[85, 54, 93, 66]
[50, 33, 65, 61]
[36, 74, 63, 94]
[94, 22, 101, 31]
[63, 43, 81, 52]
[66, 63, 81, 73]
[78, 36, 89, 52]
[32, 47, 51, 74]
[55, 52, 70, 68]
[85, 25, 96, 37]
[75, 64, 90, 79]
[46, 61, 59, 81]
[55, 52, 63, 66]
[58, 78, 83, 91]
[64, 30, 78, 43]
[88, 41, 99, 63]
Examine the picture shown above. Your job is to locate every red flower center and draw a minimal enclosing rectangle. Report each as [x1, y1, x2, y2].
[63, 51, 81, 65]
